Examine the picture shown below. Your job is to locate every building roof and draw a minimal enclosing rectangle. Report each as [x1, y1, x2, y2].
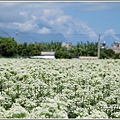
[41, 51, 55, 56]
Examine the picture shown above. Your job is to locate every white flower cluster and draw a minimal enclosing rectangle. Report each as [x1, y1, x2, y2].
[0, 58, 120, 118]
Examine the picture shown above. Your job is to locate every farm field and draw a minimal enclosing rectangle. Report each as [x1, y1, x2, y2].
[0, 58, 120, 118]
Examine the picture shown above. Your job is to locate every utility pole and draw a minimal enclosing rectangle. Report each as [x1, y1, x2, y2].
[16, 32, 18, 58]
[98, 34, 101, 59]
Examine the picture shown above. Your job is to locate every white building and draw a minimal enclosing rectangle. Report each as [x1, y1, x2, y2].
[101, 41, 106, 49]
[62, 42, 72, 50]
[41, 52, 55, 56]
[109, 41, 120, 53]
[30, 51, 55, 59]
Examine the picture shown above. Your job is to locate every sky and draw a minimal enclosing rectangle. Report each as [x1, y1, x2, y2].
[0, 1, 120, 46]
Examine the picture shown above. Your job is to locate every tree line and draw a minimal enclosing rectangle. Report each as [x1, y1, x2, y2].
[0, 36, 120, 59]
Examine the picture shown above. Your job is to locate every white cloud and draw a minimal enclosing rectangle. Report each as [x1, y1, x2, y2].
[38, 7, 97, 39]
[105, 29, 115, 35]
[31, 15, 37, 20]
[105, 29, 119, 41]
[81, 23, 98, 39]
[43, 9, 62, 17]
[1, 2, 118, 42]
[66, 28, 74, 34]
[0, 2, 98, 39]
[13, 21, 38, 32]
[41, 9, 98, 40]
[41, 8, 63, 23]
[37, 27, 51, 34]
[19, 12, 26, 16]
[56, 15, 71, 24]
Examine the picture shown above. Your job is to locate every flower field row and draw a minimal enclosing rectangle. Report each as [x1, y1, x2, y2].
[0, 58, 120, 118]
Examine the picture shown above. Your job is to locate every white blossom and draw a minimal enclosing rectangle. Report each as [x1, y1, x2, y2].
[0, 58, 120, 118]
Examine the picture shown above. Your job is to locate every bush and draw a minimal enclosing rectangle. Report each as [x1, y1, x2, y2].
[113, 53, 120, 59]
[55, 50, 71, 59]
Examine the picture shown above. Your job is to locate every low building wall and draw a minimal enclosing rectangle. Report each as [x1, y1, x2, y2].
[30, 56, 55, 59]
[79, 56, 98, 60]
[110, 47, 120, 54]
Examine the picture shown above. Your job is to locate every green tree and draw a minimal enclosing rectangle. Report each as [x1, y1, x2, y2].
[55, 50, 70, 59]
[20, 42, 28, 57]
[106, 49, 115, 58]
[100, 48, 115, 59]
[87, 42, 97, 56]
[113, 53, 120, 59]
[100, 49, 109, 59]
[68, 46, 78, 58]
[0, 36, 17, 57]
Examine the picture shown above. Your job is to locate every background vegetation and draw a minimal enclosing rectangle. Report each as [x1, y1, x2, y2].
[0, 36, 119, 59]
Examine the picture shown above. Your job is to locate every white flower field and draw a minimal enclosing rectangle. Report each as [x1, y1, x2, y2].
[0, 58, 120, 118]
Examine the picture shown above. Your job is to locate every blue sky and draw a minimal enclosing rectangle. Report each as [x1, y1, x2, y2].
[0, 2, 120, 46]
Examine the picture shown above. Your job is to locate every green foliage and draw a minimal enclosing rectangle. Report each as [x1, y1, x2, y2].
[70, 41, 98, 57]
[54, 51, 63, 59]
[106, 49, 115, 57]
[68, 111, 78, 118]
[0, 36, 119, 59]
[0, 36, 17, 57]
[100, 49, 116, 59]
[100, 49, 109, 59]
[0, 81, 2, 93]
[55, 50, 70, 59]
[18, 42, 41, 57]
[113, 53, 120, 59]
[11, 113, 26, 118]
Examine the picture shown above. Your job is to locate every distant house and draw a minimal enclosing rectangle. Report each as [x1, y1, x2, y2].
[62, 42, 72, 50]
[30, 51, 55, 59]
[101, 41, 107, 49]
[109, 41, 120, 53]
[113, 41, 120, 48]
